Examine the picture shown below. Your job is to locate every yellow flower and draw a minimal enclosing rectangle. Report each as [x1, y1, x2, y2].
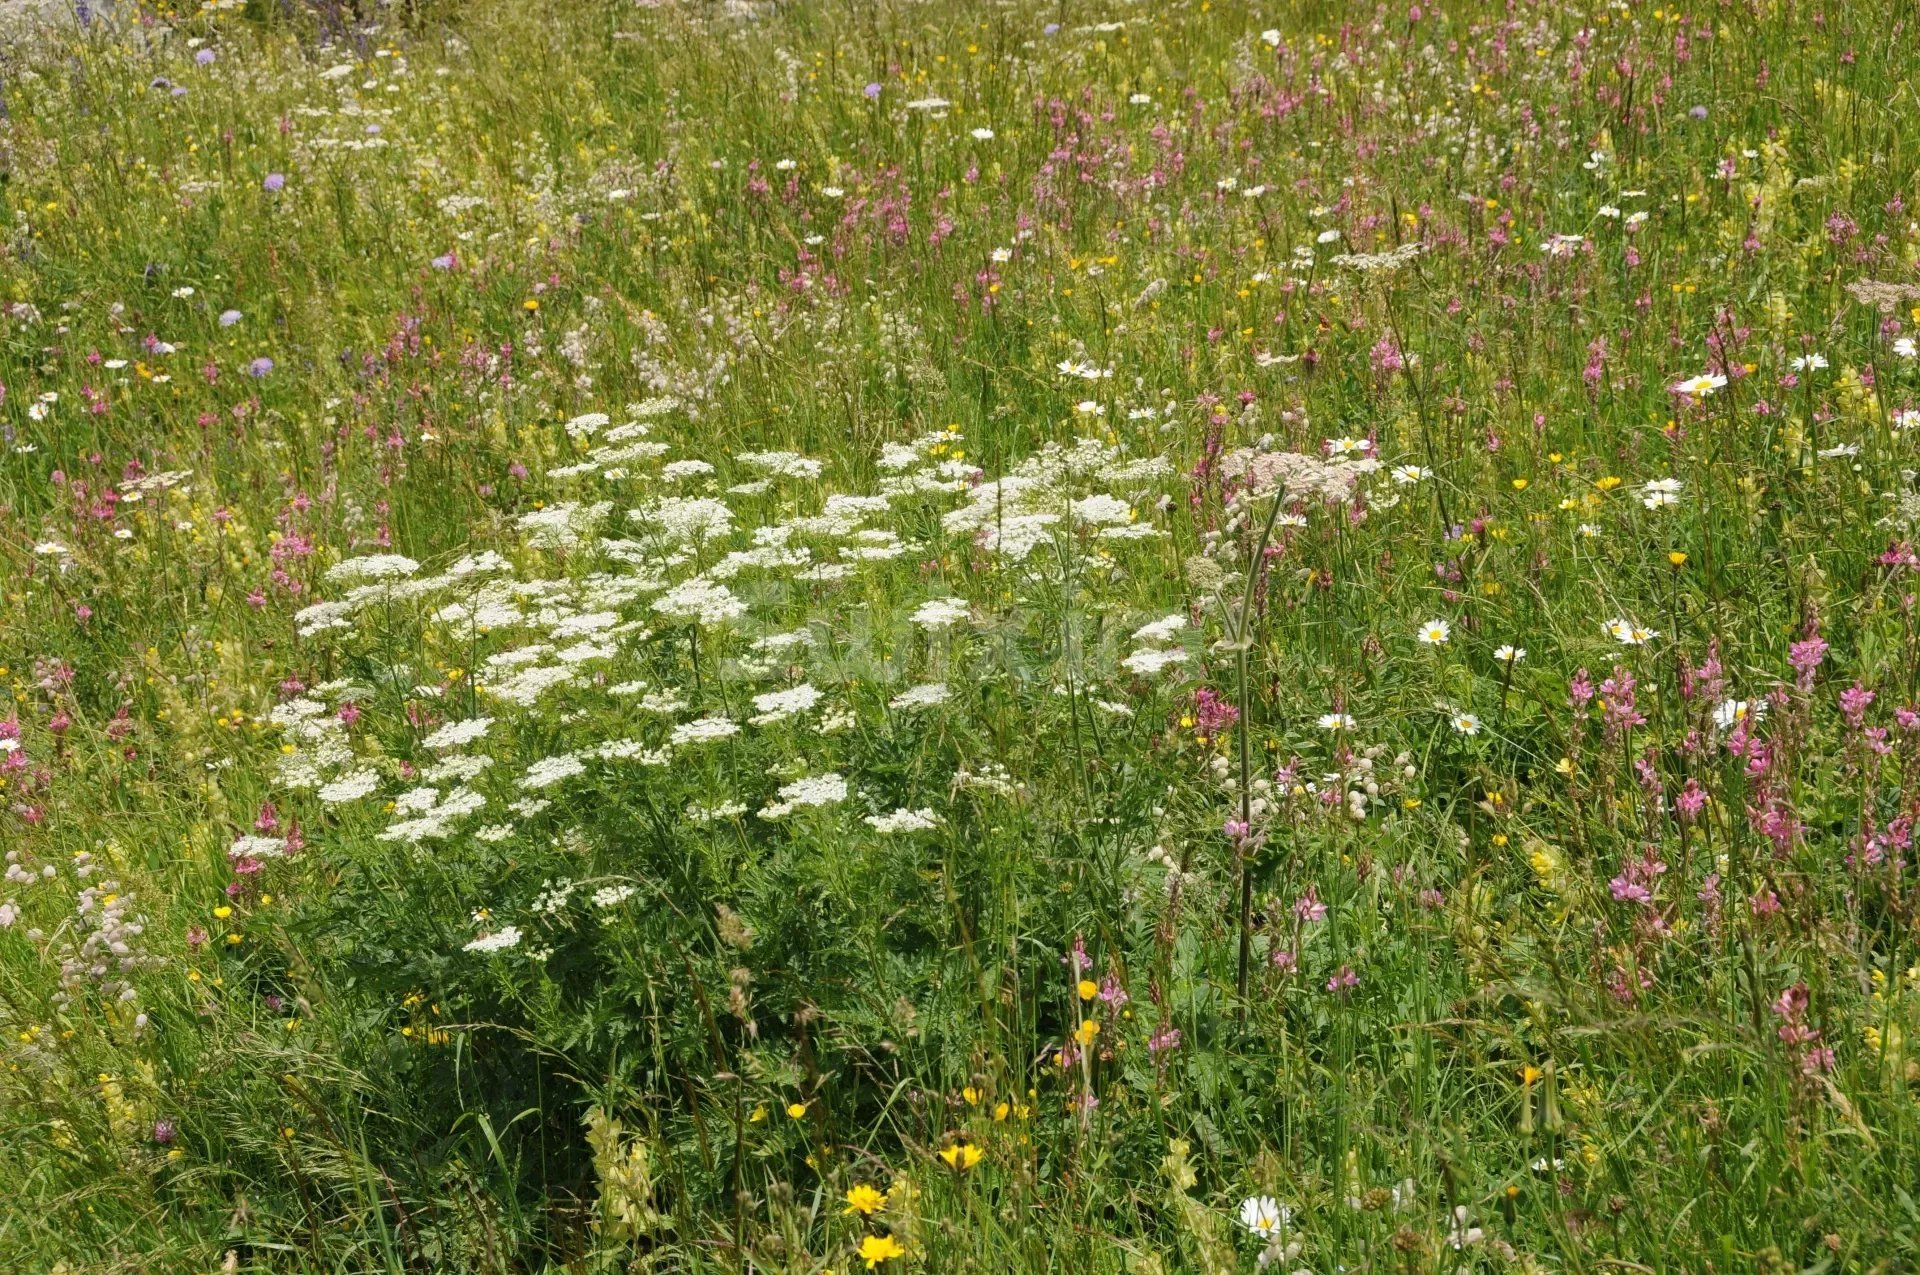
[786, 1102, 809, 1120]
[1074, 1018, 1101, 1047]
[858, 1234, 906, 1269]
[938, 1141, 984, 1170]
[1077, 979, 1098, 1001]
[1520, 1065, 1543, 1087]
[1668, 551, 1688, 567]
[843, 1183, 888, 1216]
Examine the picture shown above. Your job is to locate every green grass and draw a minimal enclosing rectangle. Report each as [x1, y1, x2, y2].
[3, 0, 1920, 1270]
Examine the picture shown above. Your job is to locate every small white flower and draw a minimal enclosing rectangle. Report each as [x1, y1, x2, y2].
[1238, 1195, 1288, 1237]
[1317, 712, 1356, 730]
[1641, 477, 1683, 510]
[1672, 372, 1728, 397]
[1713, 698, 1766, 731]
[1451, 713, 1482, 736]
[1417, 619, 1451, 646]
[1604, 618, 1659, 645]
[1447, 1205, 1485, 1249]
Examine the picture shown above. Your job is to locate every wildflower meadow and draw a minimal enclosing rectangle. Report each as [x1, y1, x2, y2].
[5, 0, 1920, 1269]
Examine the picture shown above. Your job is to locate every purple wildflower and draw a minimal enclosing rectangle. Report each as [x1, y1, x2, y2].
[1788, 632, 1828, 689]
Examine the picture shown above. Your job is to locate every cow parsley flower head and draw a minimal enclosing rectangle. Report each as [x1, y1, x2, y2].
[865, 807, 942, 833]
[911, 597, 971, 631]
[326, 554, 420, 584]
[889, 683, 951, 711]
[464, 926, 523, 954]
[1122, 647, 1187, 676]
[750, 684, 822, 725]
[423, 717, 493, 750]
[670, 716, 741, 746]
[759, 773, 850, 820]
